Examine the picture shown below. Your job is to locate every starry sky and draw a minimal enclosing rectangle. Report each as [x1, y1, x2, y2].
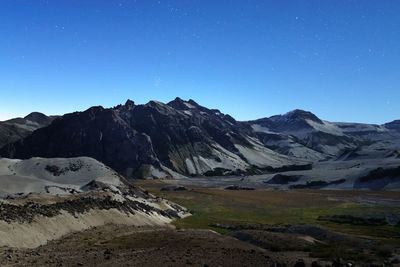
[1, 0, 399, 124]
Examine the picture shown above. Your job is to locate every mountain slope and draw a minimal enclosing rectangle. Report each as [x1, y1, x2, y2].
[249, 110, 400, 159]
[1, 99, 399, 182]
[1, 106, 161, 178]
[0, 112, 56, 149]
[385, 120, 400, 132]
[0, 157, 122, 197]
[0, 99, 307, 178]
[0, 156, 188, 247]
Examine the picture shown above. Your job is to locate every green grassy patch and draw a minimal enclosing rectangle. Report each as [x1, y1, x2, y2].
[135, 180, 400, 246]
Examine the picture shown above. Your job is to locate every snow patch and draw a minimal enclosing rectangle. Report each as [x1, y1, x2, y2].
[306, 120, 344, 136]
[0, 157, 124, 197]
[183, 110, 192, 116]
[184, 102, 195, 109]
[149, 165, 168, 179]
[251, 124, 274, 134]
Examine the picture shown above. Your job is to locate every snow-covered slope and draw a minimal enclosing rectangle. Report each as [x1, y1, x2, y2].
[251, 125, 327, 161]
[251, 109, 400, 160]
[0, 157, 123, 197]
[233, 136, 308, 168]
[0, 156, 189, 248]
[171, 157, 400, 191]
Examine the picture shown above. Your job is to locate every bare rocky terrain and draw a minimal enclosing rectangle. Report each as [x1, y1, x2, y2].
[0, 224, 321, 267]
[1, 99, 399, 190]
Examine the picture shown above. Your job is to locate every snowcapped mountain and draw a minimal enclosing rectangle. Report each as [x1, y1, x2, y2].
[249, 110, 400, 159]
[0, 112, 57, 149]
[0, 98, 399, 186]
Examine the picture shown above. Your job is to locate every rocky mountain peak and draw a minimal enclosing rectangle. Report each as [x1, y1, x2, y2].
[124, 99, 135, 109]
[279, 109, 323, 124]
[167, 97, 203, 111]
[386, 120, 400, 125]
[167, 97, 191, 110]
[385, 120, 400, 132]
[0, 112, 57, 149]
[83, 106, 105, 120]
[24, 112, 49, 124]
[252, 109, 324, 133]
[188, 99, 199, 106]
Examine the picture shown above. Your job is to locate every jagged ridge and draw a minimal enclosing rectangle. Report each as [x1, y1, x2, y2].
[1, 98, 399, 180]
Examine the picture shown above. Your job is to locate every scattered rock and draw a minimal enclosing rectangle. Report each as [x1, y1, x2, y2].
[265, 174, 302, 184]
[0, 195, 181, 224]
[104, 248, 112, 260]
[332, 258, 347, 267]
[224, 185, 255, 190]
[391, 258, 400, 264]
[317, 215, 388, 226]
[290, 179, 345, 189]
[160, 185, 188, 192]
[293, 259, 305, 267]
[311, 261, 322, 267]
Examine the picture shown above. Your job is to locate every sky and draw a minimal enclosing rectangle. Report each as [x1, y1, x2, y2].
[0, 0, 399, 124]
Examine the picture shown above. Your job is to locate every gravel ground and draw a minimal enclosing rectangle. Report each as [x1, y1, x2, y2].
[0, 224, 316, 267]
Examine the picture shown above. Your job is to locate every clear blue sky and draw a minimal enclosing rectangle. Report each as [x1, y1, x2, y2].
[0, 0, 399, 124]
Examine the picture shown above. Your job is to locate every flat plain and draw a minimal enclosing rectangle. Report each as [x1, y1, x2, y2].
[136, 180, 400, 263]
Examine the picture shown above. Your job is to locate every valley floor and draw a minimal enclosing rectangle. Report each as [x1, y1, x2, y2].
[1, 181, 400, 266]
[136, 180, 400, 265]
[0, 224, 315, 266]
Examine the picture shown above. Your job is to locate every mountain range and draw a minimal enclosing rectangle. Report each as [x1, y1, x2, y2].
[0, 98, 399, 189]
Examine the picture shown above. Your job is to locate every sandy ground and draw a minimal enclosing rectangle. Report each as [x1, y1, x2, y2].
[0, 208, 172, 248]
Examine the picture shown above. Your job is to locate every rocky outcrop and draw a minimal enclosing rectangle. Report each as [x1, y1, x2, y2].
[0, 98, 266, 178]
[0, 106, 160, 178]
[0, 196, 180, 224]
[265, 174, 302, 184]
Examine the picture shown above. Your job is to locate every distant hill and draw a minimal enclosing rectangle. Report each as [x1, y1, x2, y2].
[0, 112, 57, 149]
